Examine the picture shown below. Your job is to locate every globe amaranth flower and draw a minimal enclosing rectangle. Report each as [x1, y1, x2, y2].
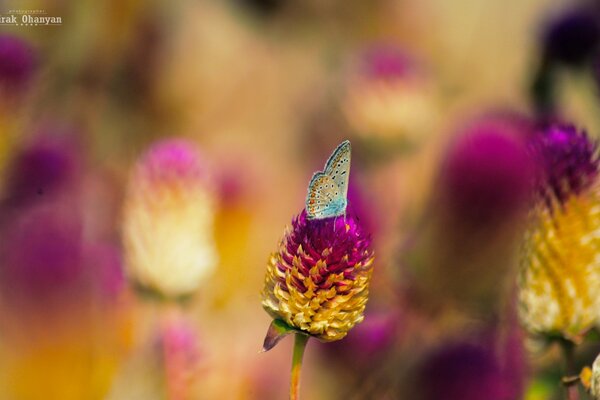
[2, 132, 80, 208]
[0, 203, 84, 312]
[159, 313, 201, 400]
[123, 139, 218, 299]
[343, 46, 437, 147]
[416, 342, 512, 400]
[441, 112, 535, 225]
[262, 210, 374, 342]
[518, 125, 600, 340]
[409, 112, 535, 311]
[0, 34, 36, 91]
[542, 6, 600, 67]
[585, 352, 600, 399]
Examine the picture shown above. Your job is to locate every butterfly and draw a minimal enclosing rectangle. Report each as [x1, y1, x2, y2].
[305, 140, 351, 220]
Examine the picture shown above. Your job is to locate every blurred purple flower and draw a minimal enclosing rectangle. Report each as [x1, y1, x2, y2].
[3, 133, 80, 208]
[441, 114, 535, 224]
[543, 6, 600, 66]
[159, 314, 201, 400]
[417, 342, 512, 400]
[0, 203, 83, 308]
[361, 46, 415, 80]
[137, 139, 210, 185]
[529, 124, 599, 205]
[0, 34, 36, 90]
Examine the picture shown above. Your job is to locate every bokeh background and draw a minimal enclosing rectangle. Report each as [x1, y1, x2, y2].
[0, 0, 599, 399]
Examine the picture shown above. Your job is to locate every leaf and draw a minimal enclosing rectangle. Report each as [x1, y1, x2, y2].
[261, 319, 296, 352]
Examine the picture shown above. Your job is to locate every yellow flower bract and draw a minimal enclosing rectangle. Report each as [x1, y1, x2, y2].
[518, 188, 600, 339]
[262, 238, 374, 342]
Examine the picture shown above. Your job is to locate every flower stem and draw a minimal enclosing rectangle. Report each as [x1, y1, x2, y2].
[560, 339, 579, 400]
[290, 333, 309, 400]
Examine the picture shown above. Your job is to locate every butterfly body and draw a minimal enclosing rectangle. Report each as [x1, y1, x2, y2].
[305, 140, 351, 220]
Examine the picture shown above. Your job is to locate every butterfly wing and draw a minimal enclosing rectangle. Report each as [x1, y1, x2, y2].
[323, 140, 351, 199]
[305, 172, 346, 219]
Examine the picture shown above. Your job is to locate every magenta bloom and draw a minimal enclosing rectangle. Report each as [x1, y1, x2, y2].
[262, 209, 374, 342]
[417, 342, 512, 400]
[442, 114, 535, 224]
[159, 315, 201, 400]
[542, 6, 600, 66]
[3, 133, 80, 208]
[0, 204, 83, 309]
[361, 46, 415, 80]
[529, 124, 599, 204]
[135, 139, 209, 186]
[0, 34, 36, 89]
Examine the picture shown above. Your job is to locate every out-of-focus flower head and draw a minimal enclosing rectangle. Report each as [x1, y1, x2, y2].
[542, 6, 600, 67]
[518, 124, 600, 340]
[2, 132, 81, 208]
[343, 45, 437, 150]
[0, 34, 36, 92]
[0, 131, 84, 311]
[406, 111, 535, 312]
[529, 125, 598, 205]
[588, 352, 600, 399]
[123, 138, 218, 300]
[441, 112, 535, 225]
[159, 313, 201, 400]
[361, 47, 415, 80]
[0, 203, 83, 311]
[262, 210, 374, 343]
[416, 341, 512, 400]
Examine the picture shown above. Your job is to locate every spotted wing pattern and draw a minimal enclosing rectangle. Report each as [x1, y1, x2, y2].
[323, 140, 351, 199]
[305, 140, 351, 220]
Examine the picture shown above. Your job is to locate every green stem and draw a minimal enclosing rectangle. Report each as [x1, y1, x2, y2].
[289, 333, 309, 400]
[560, 339, 579, 400]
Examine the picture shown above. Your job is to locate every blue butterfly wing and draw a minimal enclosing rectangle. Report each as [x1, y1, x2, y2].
[305, 172, 346, 219]
[323, 140, 351, 199]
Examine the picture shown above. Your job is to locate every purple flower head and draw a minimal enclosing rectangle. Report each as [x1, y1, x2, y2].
[442, 114, 535, 224]
[0, 34, 36, 90]
[136, 139, 209, 188]
[157, 314, 201, 400]
[262, 209, 374, 341]
[529, 124, 599, 204]
[543, 6, 600, 66]
[0, 204, 83, 308]
[3, 133, 80, 207]
[361, 46, 415, 80]
[417, 342, 511, 400]
[283, 210, 372, 287]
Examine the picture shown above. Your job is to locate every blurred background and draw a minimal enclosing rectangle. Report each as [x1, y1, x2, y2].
[0, 0, 599, 399]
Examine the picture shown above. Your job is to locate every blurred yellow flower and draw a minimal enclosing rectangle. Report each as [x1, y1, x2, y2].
[518, 126, 600, 340]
